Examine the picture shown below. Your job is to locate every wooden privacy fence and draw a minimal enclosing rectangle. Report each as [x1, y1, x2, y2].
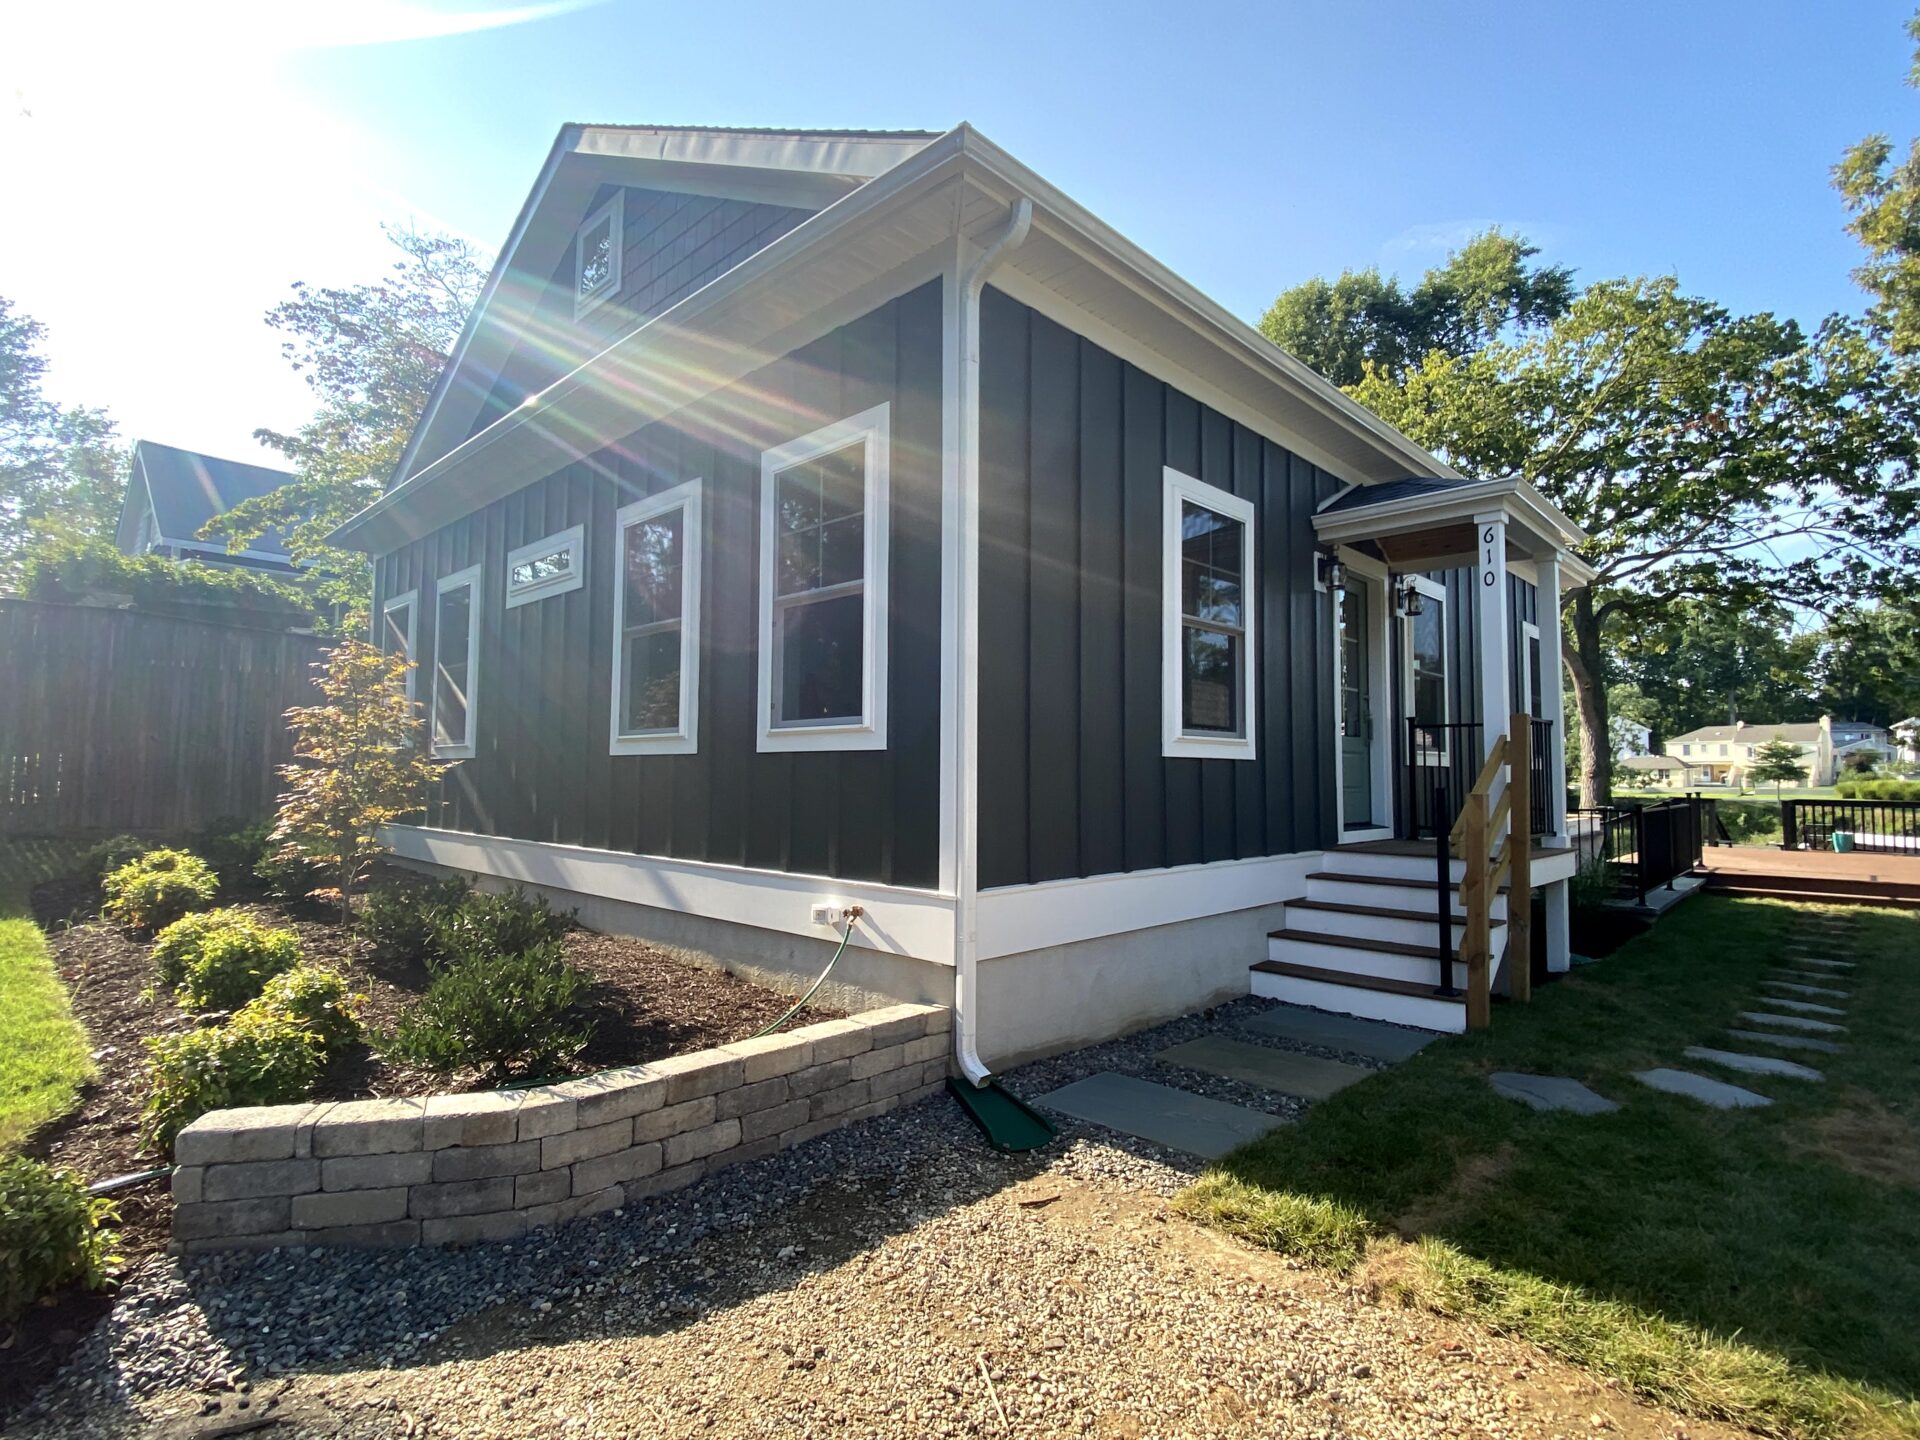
[0, 600, 327, 836]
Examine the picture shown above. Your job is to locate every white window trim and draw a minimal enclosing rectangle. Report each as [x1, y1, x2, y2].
[381, 589, 419, 699]
[1161, 466, 1257, 761]
[610, 480, 703, 756]
[506, 524, 585, 609]
[573, 194, 624, 319]
[1521, 619, 1542, 719]
[757, 402, 890, 753]
[1403, 574, 1450, 767]
[431, 564, 482, 759]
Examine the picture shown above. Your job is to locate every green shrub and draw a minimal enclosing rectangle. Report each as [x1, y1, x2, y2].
[1569, 856, 1615, 914]
[1835, 777, 1920, 802]
[167, 912, 303, 1011]
[194, 818, 274, 889]
[242, 965, 362, 1053]
[359, 875, 471, 961]
[254, 846, 330, 905]
[150, 907, 252, 991]
[381, 940, 592, 1082]
[0, 1158, 117, 1323]
[431, 888, 571, 967]
[81, 834, 154, 882]
[141, 1008, 325, 1152]
[101, 849, 218, 933]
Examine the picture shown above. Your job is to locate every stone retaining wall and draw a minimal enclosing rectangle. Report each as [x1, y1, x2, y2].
[169, 1004, 950, 1253]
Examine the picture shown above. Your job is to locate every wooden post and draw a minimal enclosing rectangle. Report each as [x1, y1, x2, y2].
[1462, 791, 1492, 1030]
[1507, 712, 1532, 1003]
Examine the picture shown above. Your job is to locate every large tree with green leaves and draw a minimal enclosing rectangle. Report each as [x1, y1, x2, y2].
[0, 297, 127, 590]
[1259, 229, 1574, 387]
[1835, 10, 1920, 353]
[1353, 278, 1920, 803]
[205, 227, 488, 610]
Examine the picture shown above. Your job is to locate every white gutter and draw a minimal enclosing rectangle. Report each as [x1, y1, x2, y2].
[952, 195, 1032, 1088]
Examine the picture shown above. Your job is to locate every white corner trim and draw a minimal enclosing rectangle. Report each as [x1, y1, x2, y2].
[975, 850, 1319, 958]
[757, 402, 891, 753]
[1161, 466, 1256, 761]
[431, 564, 482, 760]
[379, 824, 956, 963]
[381, 589, 419, 699]
[610, 481, 703, 756]
[573, 193, 624, 319]
[505, 523, 586, 609]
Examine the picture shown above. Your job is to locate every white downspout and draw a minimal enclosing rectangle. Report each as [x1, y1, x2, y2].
[952, 195, 1033, 1087]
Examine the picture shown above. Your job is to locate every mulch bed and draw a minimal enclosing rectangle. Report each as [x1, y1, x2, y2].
[23, 872, 841, 1262]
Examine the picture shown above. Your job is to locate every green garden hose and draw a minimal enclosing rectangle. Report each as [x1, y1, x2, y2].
[749, 908, 860, 1040]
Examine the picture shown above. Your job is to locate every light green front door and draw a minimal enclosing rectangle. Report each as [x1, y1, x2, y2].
[1339, 581, 1373, 826]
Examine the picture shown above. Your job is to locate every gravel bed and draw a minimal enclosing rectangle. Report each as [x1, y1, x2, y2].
[11, 1002, 1728, 1440]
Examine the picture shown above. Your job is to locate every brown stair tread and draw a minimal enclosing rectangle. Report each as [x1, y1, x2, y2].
[1251, 958, 1466, 1002]
[1266, 926, 1460, 960]
[1285, 897, 1504, 927]
[1307, 871, 1511, 895]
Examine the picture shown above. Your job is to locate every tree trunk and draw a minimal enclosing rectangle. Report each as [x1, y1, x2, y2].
[1562, 588, 1613, 808]
[340, 853, 354, 928]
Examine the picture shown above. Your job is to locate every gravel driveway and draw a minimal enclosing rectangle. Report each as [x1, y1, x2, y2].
[12, 1006, 1734, 1440]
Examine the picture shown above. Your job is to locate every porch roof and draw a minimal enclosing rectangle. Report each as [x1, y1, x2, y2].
[1312, 474, 1597, 585]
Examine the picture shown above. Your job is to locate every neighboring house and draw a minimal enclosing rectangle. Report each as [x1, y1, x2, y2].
[1619, 753, 1684, 784]
[1667, 717, 1870, 788]
[114, 440, 300, 574]
[333, 123, 1595, 1062]
[1893, 718, 1920, 769]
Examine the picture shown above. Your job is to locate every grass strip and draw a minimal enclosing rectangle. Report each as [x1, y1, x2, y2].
[0, 839, 94, 1155]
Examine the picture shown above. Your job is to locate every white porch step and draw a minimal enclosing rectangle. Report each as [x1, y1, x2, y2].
[1250, 961, 1467, 1033]
[1323, 847, 1464, 885]
[1268, 926, 1505, 988]
[1305, 871, 1509, 922]
[1281, 896, 1487, 950]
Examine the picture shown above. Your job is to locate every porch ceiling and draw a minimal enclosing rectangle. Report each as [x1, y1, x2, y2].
[1313, 474, 1595, 584]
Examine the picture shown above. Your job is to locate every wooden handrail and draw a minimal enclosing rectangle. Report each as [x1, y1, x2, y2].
[1507, 714, 1533, 1004]
[1447, 735, 1509, 845]
[1448, 714, 1536, 1028]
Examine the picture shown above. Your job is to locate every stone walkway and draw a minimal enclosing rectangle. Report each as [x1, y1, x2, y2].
[1030, 1003, 1432, 1158]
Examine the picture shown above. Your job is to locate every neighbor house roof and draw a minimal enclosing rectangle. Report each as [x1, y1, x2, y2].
[116, 440, 298, 564]
[1669, 721, 1826, 745]
[1620, 754, 1685, 772]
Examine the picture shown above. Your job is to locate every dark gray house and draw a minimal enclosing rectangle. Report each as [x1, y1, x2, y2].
[334, 125, 1594, 1069]
[115, 440, 300, 574]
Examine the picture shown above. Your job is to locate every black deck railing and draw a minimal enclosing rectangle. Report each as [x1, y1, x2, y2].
[1404, 717, 1556, 840]
[1782, 798, 1920, 855]
[1568, 795, 1707, 905]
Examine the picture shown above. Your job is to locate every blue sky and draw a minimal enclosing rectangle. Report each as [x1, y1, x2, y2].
[1, 1, 1912, 463]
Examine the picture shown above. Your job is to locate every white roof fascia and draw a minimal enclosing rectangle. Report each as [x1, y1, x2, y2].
[1311, 474, 1594, 582]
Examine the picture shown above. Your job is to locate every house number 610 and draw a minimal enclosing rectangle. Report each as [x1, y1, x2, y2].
[1481, 527, 1497, 586]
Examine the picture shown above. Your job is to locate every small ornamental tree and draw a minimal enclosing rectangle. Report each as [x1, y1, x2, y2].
[273, 638, 449, 923]
[1748, 736, 1811, 800]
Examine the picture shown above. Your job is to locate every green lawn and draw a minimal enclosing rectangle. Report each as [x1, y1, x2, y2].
[0, 839, 94, 1155]
[1177, 896, 1920, 1439]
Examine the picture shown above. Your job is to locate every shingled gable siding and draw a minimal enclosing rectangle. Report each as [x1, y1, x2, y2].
[974, 287, 1343, 889]
[467, 185, 818, 441]
[169, 1006, 950, 1252]
[375, 281, 943, 887]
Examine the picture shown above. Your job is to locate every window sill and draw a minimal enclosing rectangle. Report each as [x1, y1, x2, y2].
[758, 721, 887, 754]
[431, 743, 476, 761]
[611, 732, 697, 757]
[1162, 733, 1256, 762]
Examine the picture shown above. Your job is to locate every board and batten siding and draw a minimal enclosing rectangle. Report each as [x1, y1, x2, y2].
[1430, 569, 1541, 732]
[974, 287, 1343, 891]
[466, 186, 818, 444]
[375, 281, 944, 889]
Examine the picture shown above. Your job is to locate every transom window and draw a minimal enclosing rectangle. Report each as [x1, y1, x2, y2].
[573, 196, 623, 318]
[506, 524, 584, 608]
[1161, 468, 1256, 760]
[757, 404, 890, 752]
[380, 589, 417, 699]
[431, 565, 481, 758]
[611, 481, 702, 755]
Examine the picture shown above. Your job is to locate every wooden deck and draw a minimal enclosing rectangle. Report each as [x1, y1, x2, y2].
[1700, 845, 1920, 909]
[1335, 838, 1577, 863]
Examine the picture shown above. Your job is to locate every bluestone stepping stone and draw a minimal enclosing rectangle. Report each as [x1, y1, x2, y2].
[1728, 1028, 1844, 1055]
[1739, 1010, 1845, 1034]
[1683, 1046, 1824, 1081]
[1034, 1072, 1283, 1159]
[1157, 1036, 1371, 1100]
[1238, 1004, 1435, 1063]
[1489, 1072, 1619, 1115]
[1634, 1068, 1773, 1109]
[1763, 979, 1850, 999]
[1756, 996, 1846, 1017]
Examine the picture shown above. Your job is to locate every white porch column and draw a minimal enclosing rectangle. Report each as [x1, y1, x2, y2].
[1537, 549, 1572, 973]
[1472, 513, 1510, 767]
[1537, 552, 1569, 841]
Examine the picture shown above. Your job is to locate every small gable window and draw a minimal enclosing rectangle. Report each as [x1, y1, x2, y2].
[574, 196, 623, 318]
[1162, 467, 1256, 760]
[506, 524, 584, 608]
